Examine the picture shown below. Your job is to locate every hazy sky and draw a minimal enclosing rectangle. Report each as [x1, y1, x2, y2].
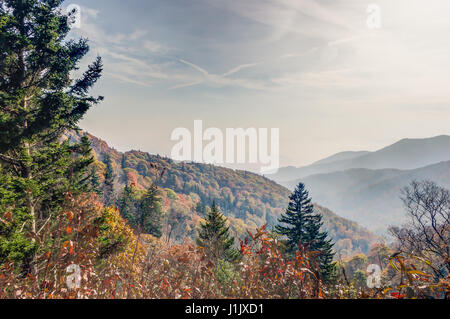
[69, 0, 450, 169]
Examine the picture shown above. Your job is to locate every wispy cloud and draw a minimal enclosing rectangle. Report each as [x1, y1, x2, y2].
[71, 4, 267, 91]
[73, 0, 450, 167]
[170, 59, 263, 90]
[104, 71, 154, 88]
[207, 0, 358, 43]
[222, 63, 259, 77]
[69, 5, 176, 88]
[71, 0, 450, 101]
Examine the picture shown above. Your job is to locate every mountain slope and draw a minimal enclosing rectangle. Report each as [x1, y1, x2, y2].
[312, 151, 370, 166]
[269, 135, 450, 183]
[283, 161, 450, 234]
[68, 131, 379, 255]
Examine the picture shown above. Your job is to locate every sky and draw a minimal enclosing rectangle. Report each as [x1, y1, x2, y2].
[67, 0, 450, 170]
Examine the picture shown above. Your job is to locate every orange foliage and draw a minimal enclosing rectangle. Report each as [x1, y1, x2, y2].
[0, 194, 326, 299]
[2, 194, 445, 299]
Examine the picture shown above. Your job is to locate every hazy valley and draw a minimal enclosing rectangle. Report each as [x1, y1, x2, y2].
[268, 136, 450, 234]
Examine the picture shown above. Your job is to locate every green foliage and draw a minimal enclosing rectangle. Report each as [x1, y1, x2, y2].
[275, 183, 335, 282]
[351, 269, 368, 288]
[118, 184, 137, 225]
[116, 182, 164, 238]
[197, 202, 239, 263]
[215, 259, 240, 292]
[138, 183, 163, 238]
[0, 0, 102, 268]
[89, 167, 102, 196]
[103, 154, 116, 207]
[195, 201, 206, 216]
[0, 167, 36, 267]
[96, 207, 128, 259]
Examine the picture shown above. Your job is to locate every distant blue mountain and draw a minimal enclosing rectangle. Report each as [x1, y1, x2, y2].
[283, 161, 450, 234]
[269, 135, 450, 183]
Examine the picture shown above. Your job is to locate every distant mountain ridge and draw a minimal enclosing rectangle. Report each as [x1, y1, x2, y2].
[66, 130, 379, 255]
[312, 151, 370, 166]
[269, 135, 450, 183]
[283, 161, 450, 234]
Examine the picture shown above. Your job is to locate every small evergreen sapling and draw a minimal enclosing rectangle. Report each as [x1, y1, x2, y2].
[197, 202, 239, 262]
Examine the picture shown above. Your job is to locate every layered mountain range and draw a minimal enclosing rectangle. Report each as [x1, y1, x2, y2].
[268, 136, 450, 234]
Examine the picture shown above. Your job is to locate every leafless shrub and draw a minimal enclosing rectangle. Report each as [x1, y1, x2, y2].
[389, 180, 449, 274]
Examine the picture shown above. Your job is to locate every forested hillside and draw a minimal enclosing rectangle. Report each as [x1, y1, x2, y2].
[66, 131, 378, 255]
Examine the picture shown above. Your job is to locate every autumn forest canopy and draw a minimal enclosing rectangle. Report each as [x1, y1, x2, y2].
[0, 0, 449, 300]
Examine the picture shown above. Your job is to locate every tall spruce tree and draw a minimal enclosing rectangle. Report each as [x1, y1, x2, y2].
[275, 183, 335, 282]
[138, 183, 163, 238]
[196, 202, 239, 262]
[102, 154, 115, 207]
[89, 167, 102, 196]
[0, 0, 102, 267]
[118, 184, 137, 226]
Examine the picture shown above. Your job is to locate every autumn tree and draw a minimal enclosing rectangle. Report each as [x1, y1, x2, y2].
[197, 202, 239, 263]
[166, 207, 188, 244]
[275, 183, 335, 282]
[389, 180, 450, 275]
[0, 0, 102, 268]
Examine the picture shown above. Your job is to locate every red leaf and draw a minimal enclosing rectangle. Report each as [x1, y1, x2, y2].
[4, 211, 12, 221]
[391, 292, 406, 299]
[66, 211, 74, 222]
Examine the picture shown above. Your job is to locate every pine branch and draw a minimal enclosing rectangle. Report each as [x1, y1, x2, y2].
[0, 152, 21, 166]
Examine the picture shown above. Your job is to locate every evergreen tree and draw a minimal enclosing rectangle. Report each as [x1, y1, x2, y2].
[118, 184, 137, 226]
[70, 135, 96, 192]
[306, 210, 336, 283]
[195, 201, 206, 216]
[0, 167, 35, 266]
[196, 202, 239, 262]
[0, 0, 102, 267]
[103, 154, 115, 207]
[121, 154, 126, 169]
[275, 183, 335, 282]
[89, 167, 102, 196]
[138, 183, 163, 238]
